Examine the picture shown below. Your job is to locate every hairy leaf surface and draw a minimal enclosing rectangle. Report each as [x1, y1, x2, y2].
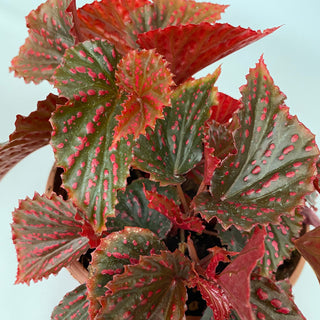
[194, 57, 319, 231]
[97, 250, 192, 320]
[52, 39, 132, 232]
[138, 23, 277, 84]
[11, 193, 90, 285]
[251, 276, 305, 320]
[0, 94, 65, 181]
[10, 0, 75, 83]
[51, 284, 89, 320]
[107, 179, 174, 238]
[87, 227, 166, 319]
[295, 225, 320, 283]
[114, 49, 174, 144]
[133, 71, 219, 184]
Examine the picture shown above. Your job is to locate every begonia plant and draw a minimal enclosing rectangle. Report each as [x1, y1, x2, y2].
[3, 0, 320, 319]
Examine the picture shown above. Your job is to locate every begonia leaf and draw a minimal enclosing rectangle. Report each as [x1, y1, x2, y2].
[145, 189, 205, 233]
[51, 284, 89, 320]
[77, 0, 149, 54]
[114, 49, 174, 144]
[11, 193, 90, 285]
[106, 179, 174, 238]
[208, 92, 241, 124]
[0, 94, 65, 181]
[137, 23, 277, 84]
[87, 227, 166, 319]
[194, 57, 319, 231]
[133, 71, 219, 184]
[10, 0, 75, 83]
[51, 39, 132, 233]
[259, 212, 303, 277]
[251, 276, 305, 320]
[217, 226, 266, 320]
[294, 225, 320, 283]
[96, 250, 192, 320]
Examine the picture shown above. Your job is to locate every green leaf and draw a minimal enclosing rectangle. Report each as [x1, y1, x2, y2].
[96, 250, 192, 320]
[11, 193, 90, 285]
[133, 71, 220, 184]
[194, 57, 319, 231]
[87, 227, 166, 319]
[51, 284, 89, 320]
[10, 0, 75, 83]
[251, 276, 305, 320]
[0, 94, 65, 181]
[52, 39, 132, 233]
[107, 179, 174, 239]
[114, 49, 174, 144]
[258, 212, 303, 277]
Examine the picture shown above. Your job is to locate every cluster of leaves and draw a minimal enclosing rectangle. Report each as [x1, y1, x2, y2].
[3, 0, 320, 319]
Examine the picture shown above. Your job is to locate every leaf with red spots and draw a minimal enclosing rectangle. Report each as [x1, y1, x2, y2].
[138, 23, 277, 84]
[51, 39, 132, 233]
[51, 284, 89, 320]
[77, 0, 150, 55]
[194, 57, 319, 231]
[87, 227, 166, 319]
[107, 179, 175, 238]
[145, 189, 205, 233]
[0, 94, 65, 181]
[208, 92, 242, 124]
[96, 250, 192, 320]
[133, 71, 219, 184]
[216, 226, 266, 320]
[10, 0, 75, 84]
[11, 193, 90, 285]
[251, 275, 306, 320]
[294, 225, 320, 283]
[113, 49, 174, 144]
[258, 212, 303, 277]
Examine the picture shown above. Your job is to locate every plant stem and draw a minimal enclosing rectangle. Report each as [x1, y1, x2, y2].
[177, 184, 190, 216]
[67, 261, 89, 284]
[68, 0, 85, 43]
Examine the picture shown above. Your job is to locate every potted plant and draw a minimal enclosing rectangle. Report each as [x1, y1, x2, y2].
[2, 0, 320, 319]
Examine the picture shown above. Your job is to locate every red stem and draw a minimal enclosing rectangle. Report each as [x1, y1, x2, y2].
[68, 0, 85, 44]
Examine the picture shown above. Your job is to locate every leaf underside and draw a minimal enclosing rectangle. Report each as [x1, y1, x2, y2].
[133, 71, 219, 184]
[52, 39, 132, 233]
[0, 94, 65, 181]
[11, 193, 89, 285]
[97, 250, 192, 320]
[86, 227, 166, 319]
[106, 179, 174, 239]
[10, 0, 75, 83]
[194, 57, 319, 231]
[51, 284, 89, 320]
[137, 23, 278, 84]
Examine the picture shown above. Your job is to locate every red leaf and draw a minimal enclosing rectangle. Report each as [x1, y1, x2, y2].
[294, 226, 320, 283]
[208, 92, 241, 124]
[137, 23, 278, 84]
[145, 189, 204, 233]
[0, 94, 66, 181]
[77, 0, 149, 54]
[217, 226, 266, 320]
[114, 49, 174, 144]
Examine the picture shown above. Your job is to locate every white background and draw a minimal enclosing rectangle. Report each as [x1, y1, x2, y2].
[0, 0, 319, 319]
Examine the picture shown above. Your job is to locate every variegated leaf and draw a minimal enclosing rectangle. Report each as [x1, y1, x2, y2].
[194, 57, 319, 231]
[11, 193, 90, 285]
[138, 23, 277, 84]
[51, 284, 89, 320]
[114, 49, 174, 144]
[96, 250, 192, 320]
[133, 71, 219, 184]
[0, 94, 65, 181]
[52, 39, 132, 233]
[86, 227, 166, 319]
[10, 0, 75, 83]
[107, 179, 174, 238]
